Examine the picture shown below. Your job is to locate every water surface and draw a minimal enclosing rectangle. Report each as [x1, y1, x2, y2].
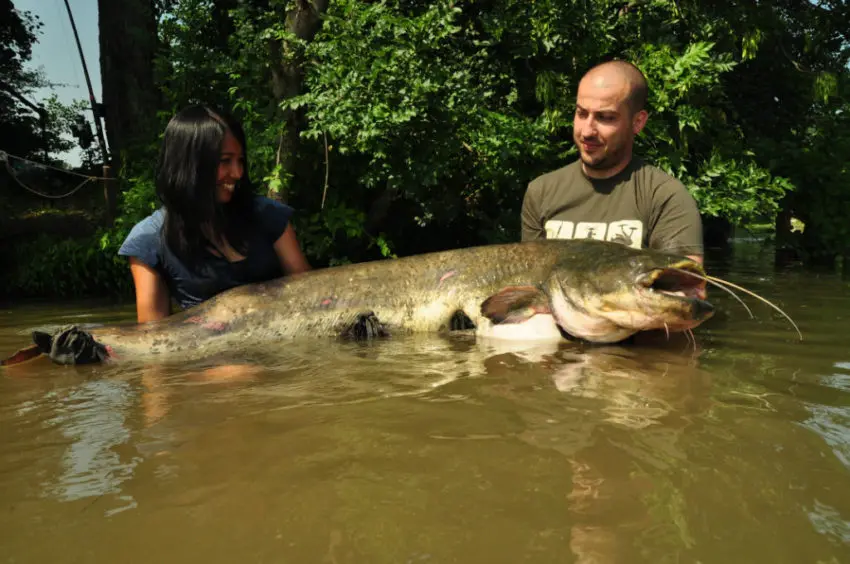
[1, 245, 849, 563]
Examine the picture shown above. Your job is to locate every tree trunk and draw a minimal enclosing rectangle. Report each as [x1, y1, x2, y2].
[97, 0, 159, 172]
[702, 214, 733, 251]
[267, 0, 330, 201]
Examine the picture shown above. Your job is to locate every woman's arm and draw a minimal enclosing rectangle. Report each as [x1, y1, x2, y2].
[129, 258, 172, 322]
[273, 224, 312, 274]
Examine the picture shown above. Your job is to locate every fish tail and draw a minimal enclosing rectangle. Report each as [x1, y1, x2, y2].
[0, 344, 44, 366]
[1, 325, 110, 367]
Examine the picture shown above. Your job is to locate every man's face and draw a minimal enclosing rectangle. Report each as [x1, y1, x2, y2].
[573, 75, 647, 176]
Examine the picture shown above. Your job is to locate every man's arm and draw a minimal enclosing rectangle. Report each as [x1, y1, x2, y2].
[648, 179, 704, 260]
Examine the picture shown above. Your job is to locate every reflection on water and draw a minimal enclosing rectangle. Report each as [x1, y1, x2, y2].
[801, 403, 850, 471]
[1, 247, 850, 563]
[41, 379, 140, 514]
[548, 346, 708, 430]
[809, 499, 850, 545]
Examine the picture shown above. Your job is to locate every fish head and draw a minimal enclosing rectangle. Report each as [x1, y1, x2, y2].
[546, 242, 714, 342]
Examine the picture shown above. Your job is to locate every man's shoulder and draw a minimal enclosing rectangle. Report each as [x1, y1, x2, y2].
[526, 160, 584, 202]
[529, 160, 582, 186]
[631, 158, 687, 192]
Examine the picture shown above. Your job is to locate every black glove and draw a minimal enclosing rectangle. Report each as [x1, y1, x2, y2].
[31, 325, 109, 365]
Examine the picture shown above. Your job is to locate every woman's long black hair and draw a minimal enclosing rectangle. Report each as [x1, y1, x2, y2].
[155, 105, 256, 271]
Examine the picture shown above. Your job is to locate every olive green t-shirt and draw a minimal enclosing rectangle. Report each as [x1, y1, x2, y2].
[521, 157, 703, 257]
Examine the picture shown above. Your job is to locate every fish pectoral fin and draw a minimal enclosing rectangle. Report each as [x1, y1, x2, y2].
[341, 312, 390, 340]
[32, 330, 53, 353]
[1, 329, 69, 365]
[481, 286, 551, 324]
[0, 344, 44, 366]
[449, 310, 476, 331]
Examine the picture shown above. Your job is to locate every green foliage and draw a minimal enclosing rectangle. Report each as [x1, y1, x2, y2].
[690, 153, 794, 225]
[40, 95, 104, 167]
[101, 0, 849, 274]
[287, 0, 559, 257]
[14, 0, 850, 298]
[288, 0, 801, 254]
[0, 3, 96, 164]
[766, 97, 850, 264]
[1, 233, 132, 299]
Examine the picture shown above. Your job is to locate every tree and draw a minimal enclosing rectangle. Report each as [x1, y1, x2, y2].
[0, 0, 47, 160]
[0, 1, 101, 166]
[97, 0, 160, 170]
[104, 0, 850, 270]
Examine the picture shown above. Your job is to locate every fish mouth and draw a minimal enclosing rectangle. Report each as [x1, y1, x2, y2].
[637, 260, 714, 320]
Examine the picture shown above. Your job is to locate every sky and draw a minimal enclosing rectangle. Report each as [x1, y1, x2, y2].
[16, 0, 102, 166]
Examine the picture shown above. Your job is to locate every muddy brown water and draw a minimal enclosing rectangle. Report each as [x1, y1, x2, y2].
[1, 243, 849, 563]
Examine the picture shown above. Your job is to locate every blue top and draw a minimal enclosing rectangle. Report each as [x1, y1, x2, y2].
[118, 195, 294, 310]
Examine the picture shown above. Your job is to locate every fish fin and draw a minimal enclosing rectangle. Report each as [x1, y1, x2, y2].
[449, 310, 476, 331]
[29, 325, 109, 365]
[33, 330, 54, 352]
[481, 286, 551, 324]
[0, 344, 44, 366]
[341, 312, 390, 340]
[1, 329, 59, 367]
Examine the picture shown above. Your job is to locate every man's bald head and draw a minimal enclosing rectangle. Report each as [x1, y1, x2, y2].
[580, 60, 648, 115]
[572, 60, 651, 178]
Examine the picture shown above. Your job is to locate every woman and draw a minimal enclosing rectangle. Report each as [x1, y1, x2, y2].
[118, 104, 311, 323]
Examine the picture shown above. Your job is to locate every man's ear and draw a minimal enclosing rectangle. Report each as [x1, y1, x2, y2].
[632, 110, 649, 135]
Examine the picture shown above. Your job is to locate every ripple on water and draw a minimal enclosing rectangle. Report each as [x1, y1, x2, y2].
[0, 261, 849, 563]
[808, 499, 850, 545]
[799, 403, 850, 472]
[38, 379, 142, 513]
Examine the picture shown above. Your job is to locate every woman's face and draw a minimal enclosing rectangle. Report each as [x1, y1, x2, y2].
[216, 131, 245, 203]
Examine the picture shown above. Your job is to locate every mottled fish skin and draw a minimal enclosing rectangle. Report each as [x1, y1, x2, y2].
[67, 239, 712, 361]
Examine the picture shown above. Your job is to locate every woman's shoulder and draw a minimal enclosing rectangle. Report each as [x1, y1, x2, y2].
[117, 208, 166, 264]
[250, 195, 295, 241]
[251, 195, 294, 215]
[131, 207, 166, 232]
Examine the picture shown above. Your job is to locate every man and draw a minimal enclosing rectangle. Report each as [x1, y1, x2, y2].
[521, 60, 704, 264]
